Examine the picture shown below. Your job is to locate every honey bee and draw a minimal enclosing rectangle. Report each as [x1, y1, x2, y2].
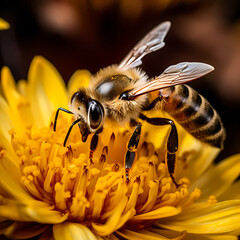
[54, 21, 225, 185]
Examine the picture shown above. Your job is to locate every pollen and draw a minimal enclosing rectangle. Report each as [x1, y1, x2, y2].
[9, 114, 201, 235]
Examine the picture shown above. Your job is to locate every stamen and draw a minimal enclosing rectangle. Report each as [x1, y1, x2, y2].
[139, 180, 158, 213]
[124, 178, 141, 213]
[0, 148, 7, 158]
[44, 144, 60, 193]
[208, 195, 218, 204]
[54, 182, 71, 210]
[10, 114, 201, 234]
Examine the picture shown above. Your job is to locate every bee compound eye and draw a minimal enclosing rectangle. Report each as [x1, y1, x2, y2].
[89, 101, 103, 129]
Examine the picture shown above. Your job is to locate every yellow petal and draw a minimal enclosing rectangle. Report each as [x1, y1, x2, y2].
[92, 196, 128, 236]
[38, 227, 54, 240]
[116, 229, 185, 240]
[1, 67, 19, 105]
[17, 79, 28, 97]
[228, 229, 240, 238]
[205, 235, 238, 240]
[157, 200, 240, 234]
[28, 56, 68, 127]
[151, 228, 238, 240]
[105, 234, 121, 240]
[1, 67, 33, 133]
[0, 132, 18, 166]
[3, 222, 48, 239]
[116, 208, 136, 230]
[68, 70, 91, 95]
[178, 137, 220, 182]
[189, 154, 240, 201]
[0, 156, 31, 200]
[0, 95, 12, 141]
[0, 93, 19, 164]
[0, 197, 68, 223]
[0, 18, 10, 30]
[130, 206, 181, 221]
[0, 95, 19, 165]
[218, 181, 240, 201]
[0, 220, 12, 234]
[53, 222, 97, 240]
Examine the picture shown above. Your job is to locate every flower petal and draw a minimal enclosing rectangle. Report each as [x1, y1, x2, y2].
[0, 95, 12, 141]
[53, 222, 97, 240]
[0, 18, 10, 30]
[150, 228, 238, 240]
[0, 220, 12, 234]
[106, 234, 120, 240]
[0, 94, 19, 165]
[38, 227, 54, 240]
[116, 229, 185, 240]
[28, 56, 68, 127]
[92, 196, 128, 236]
[3, 222, 49, 239]
[204, 235, 238, 240]
[189, 154, 240, 201]
[178, 136, 220, 182]
[0, 197, 68, 224]
[1, 67, 33, 133]
[68, 70, 91, 95]
[0, 156, 31, 200]
[218, 181, 240, 201]
[130, 206, 181, 221]
[157, 200, 240, 234]
[17, 79, 28, 97]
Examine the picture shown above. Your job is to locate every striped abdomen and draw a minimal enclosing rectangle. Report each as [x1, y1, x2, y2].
[159, 84, 225, 149]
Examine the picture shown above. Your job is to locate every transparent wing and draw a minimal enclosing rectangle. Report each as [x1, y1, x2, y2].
[119, 21, 171, 71]
[128, 62, 214, 99]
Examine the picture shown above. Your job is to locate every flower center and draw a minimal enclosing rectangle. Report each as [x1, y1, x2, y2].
[9, 115, 201, 234]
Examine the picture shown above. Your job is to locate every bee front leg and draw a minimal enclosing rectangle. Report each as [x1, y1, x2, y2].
[54, 107, 73, 131]
[125, 124, 142, 182]
[89, 128, 103, 164]
[63, 118, 82, 147]
[139, 113, 179, 187]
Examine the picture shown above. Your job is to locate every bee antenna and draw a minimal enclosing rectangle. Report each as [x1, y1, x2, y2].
[54, 107, 73, 131]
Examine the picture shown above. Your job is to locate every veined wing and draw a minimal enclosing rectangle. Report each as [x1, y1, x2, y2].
[127, 62, 214, 99]
[119, 21, 171, 71]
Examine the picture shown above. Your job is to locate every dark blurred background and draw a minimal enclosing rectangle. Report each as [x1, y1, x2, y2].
[0, 0, 240, 161]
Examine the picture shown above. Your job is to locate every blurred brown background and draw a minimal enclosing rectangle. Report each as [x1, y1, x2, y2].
[0, 0, 240, 162]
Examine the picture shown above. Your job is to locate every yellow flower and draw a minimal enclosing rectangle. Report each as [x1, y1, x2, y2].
[0, 18, 10, 30]
[0, 56, 240, 239]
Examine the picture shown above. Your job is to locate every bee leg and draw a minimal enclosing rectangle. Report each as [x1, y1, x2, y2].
[63, 118, 82, 147]
[54, 107, 73, 131]
[89, 127, 103, 164]
[125, 124, 142, 182]
[142, 97, 161, 111]
[139, 113, 179, 187]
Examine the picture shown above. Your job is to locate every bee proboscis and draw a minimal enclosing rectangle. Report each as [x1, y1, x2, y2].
[54, 21, 225, 185]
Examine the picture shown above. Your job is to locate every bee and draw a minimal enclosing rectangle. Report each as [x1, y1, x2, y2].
[54, 21, 225, 185]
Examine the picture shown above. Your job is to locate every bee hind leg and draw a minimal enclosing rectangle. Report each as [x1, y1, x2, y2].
[125, 124, 142, 182]
[139, 113, 179, 187]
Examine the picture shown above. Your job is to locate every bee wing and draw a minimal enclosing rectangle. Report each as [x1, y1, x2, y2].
[128, 62, 214, 99]
[119, 21, 171, 71]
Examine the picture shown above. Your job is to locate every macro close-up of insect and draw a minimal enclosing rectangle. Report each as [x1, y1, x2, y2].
[54, 21, 225, 185]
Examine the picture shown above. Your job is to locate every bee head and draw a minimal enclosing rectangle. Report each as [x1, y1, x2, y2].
[70, 90, 104, 137]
